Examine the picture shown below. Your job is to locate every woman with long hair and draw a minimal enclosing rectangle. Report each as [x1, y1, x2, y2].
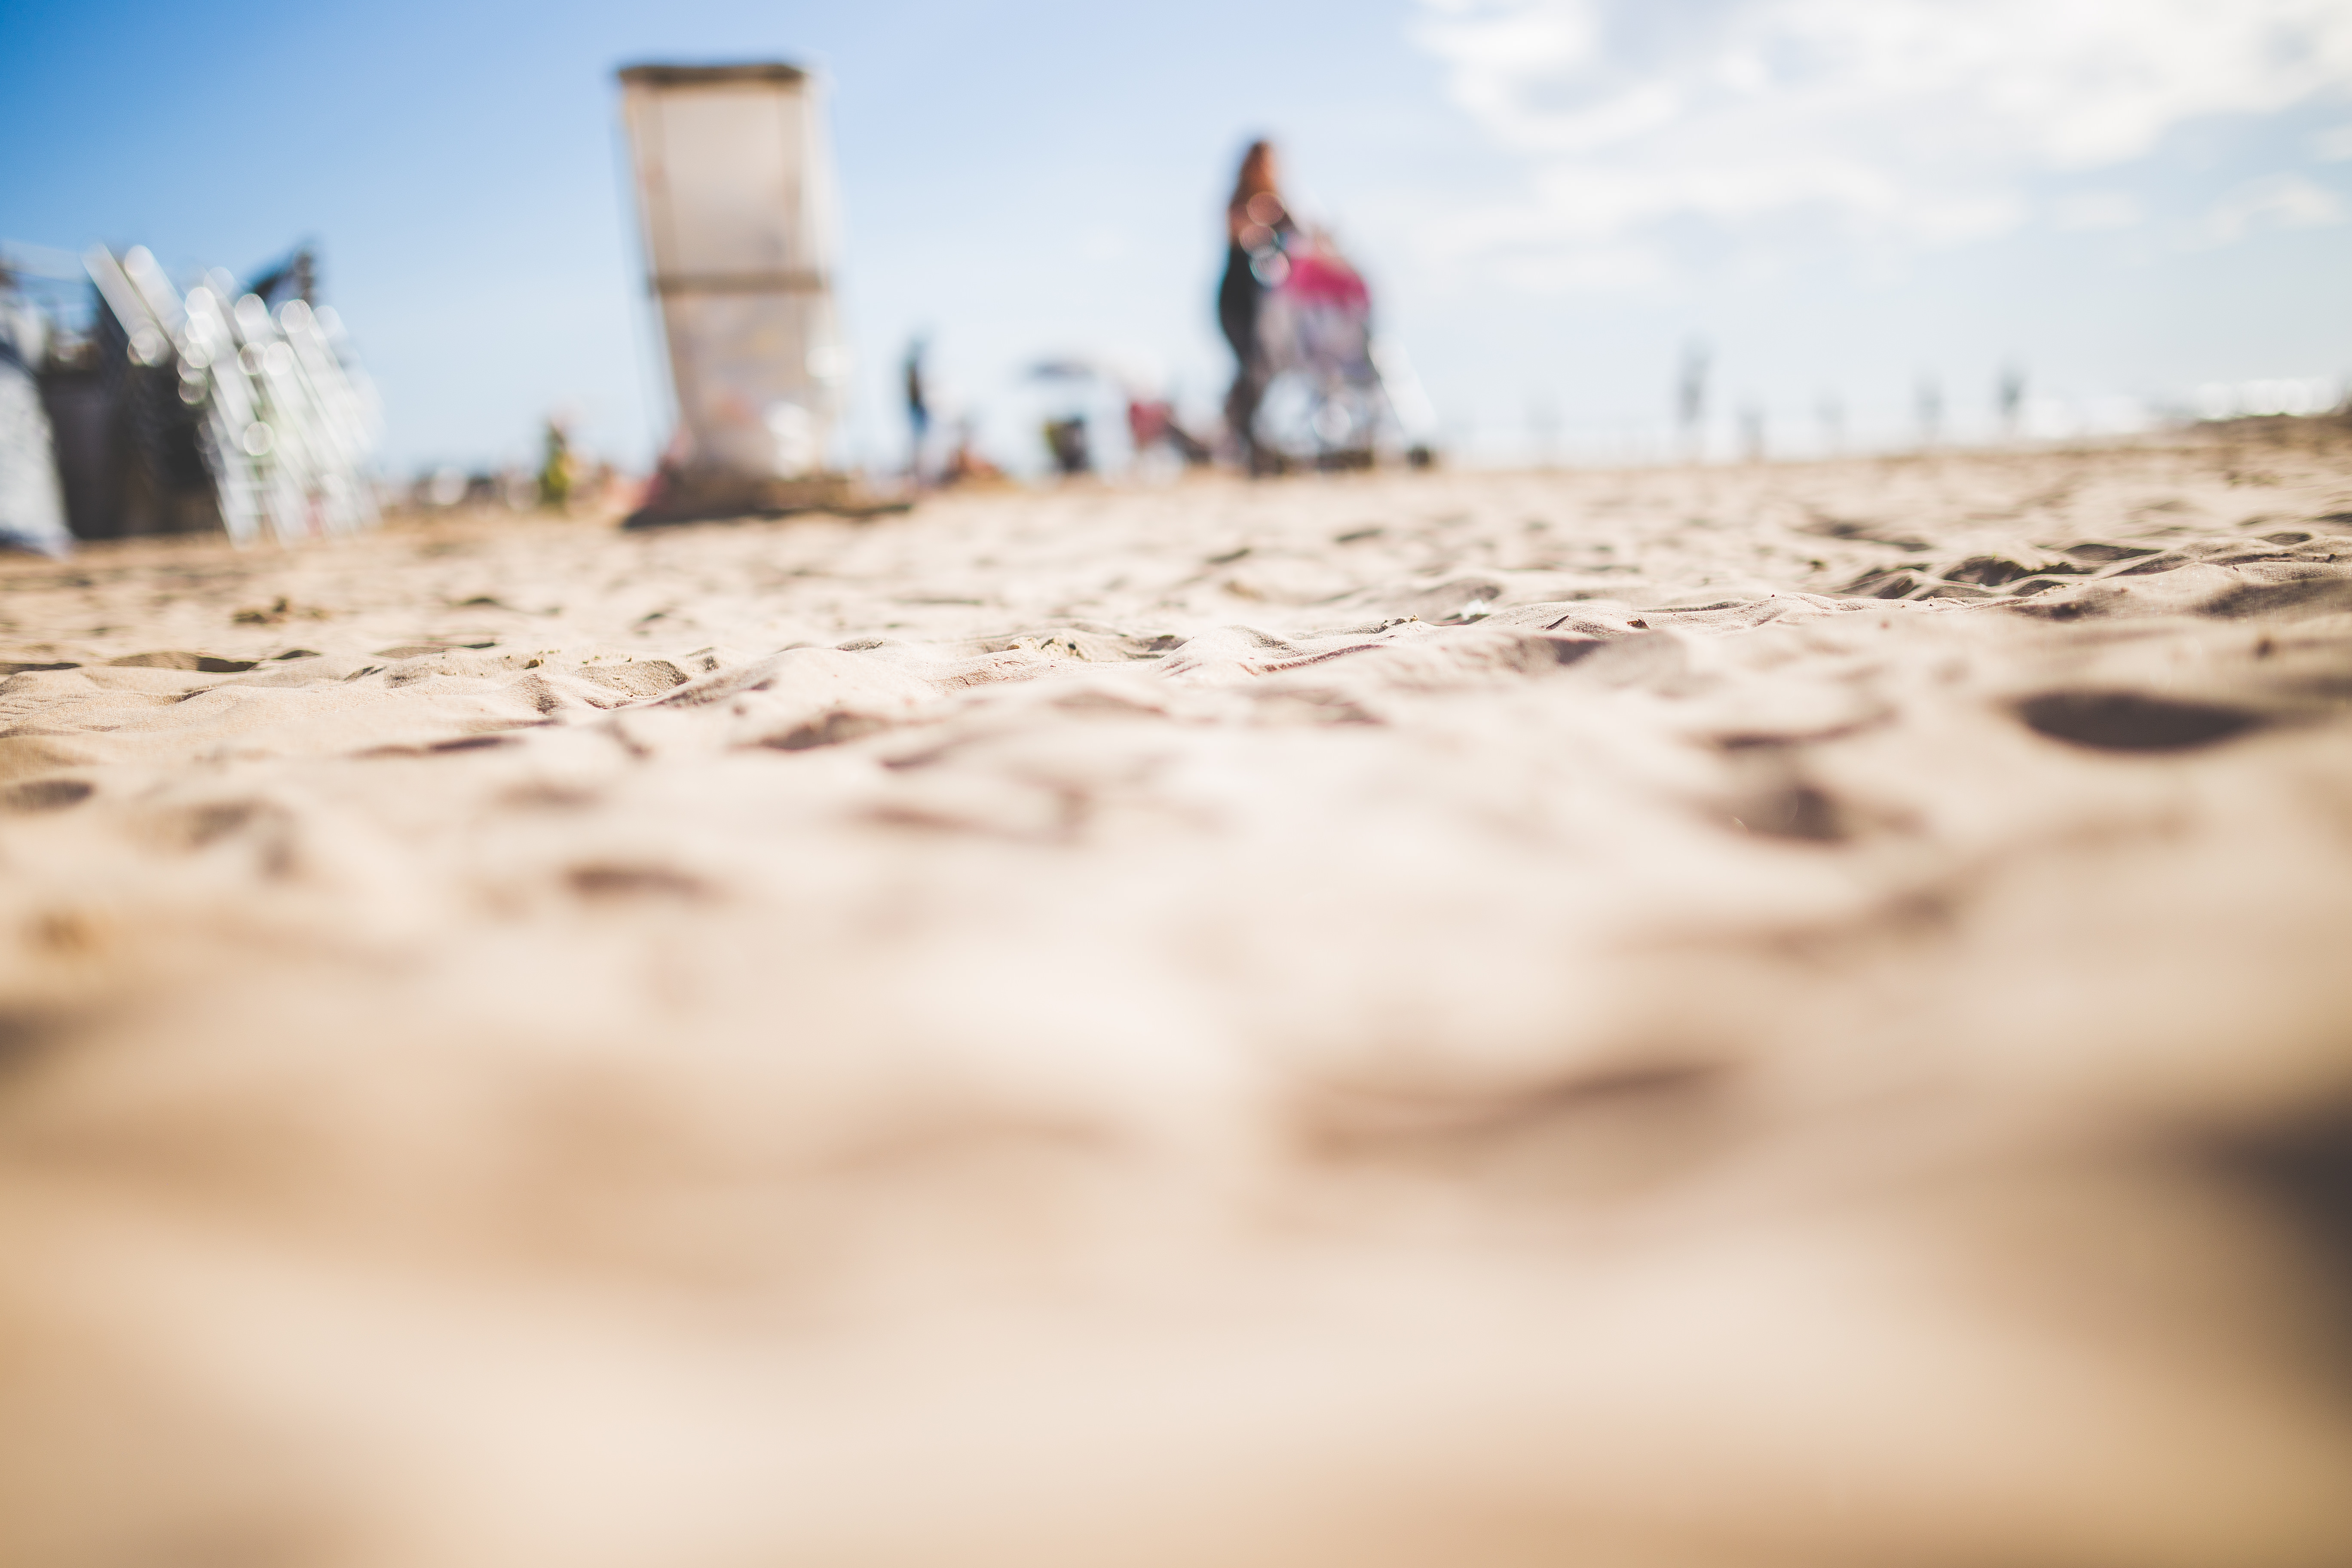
[1218, 139, 1295, 473]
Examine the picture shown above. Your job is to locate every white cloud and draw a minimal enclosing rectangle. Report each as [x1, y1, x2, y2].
[2194, 172, 2348, 246]
[1411, 0, 2352, 281]
[2051, 192, 2143, 232]
[2316, 124, 2352, 162]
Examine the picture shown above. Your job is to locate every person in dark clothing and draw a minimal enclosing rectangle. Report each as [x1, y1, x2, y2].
[902, 337, 930, 479]
[1218, 140, 1295, 473]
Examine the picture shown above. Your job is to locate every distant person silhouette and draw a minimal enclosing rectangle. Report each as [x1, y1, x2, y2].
[903, 338, 930, 478]
[1676, 341, 1709, 460]
[536, 418, 575, 511]
[1916, 377, 1944, 447]
[1218, 140, 1295, 474]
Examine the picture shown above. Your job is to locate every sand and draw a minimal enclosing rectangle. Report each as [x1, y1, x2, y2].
[3, 426, 2350, 1567]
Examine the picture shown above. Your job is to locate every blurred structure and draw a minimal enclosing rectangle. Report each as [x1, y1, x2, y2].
[618, 63, 862, 523]
[3, 240, 379, 545]
[2196, 377, 2345, 420]
[0, 268, 72, 555]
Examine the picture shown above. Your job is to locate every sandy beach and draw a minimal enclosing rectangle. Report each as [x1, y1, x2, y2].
[3, 426, 2351, 1566]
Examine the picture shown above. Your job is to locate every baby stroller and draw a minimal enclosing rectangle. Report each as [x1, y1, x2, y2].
[1248, 233, 1398, 470]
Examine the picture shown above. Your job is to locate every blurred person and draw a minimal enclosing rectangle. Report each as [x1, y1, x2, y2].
[1817, 393, 1846, 454]
[1042, 416, 1090, 476]
[537, 418, 576, 511]
[1676, 341, 1709, 460]
[1219, 139, 1295, 474]
[943, 418, 1004, 486]
[1127, 393, 1213, 466]
[1917, 376, 1944, 447]
[245, 245, 316, 312]
[903, 337, 930, 479]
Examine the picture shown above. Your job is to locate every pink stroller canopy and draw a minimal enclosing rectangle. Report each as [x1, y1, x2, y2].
[1278, 248, 1370, 313]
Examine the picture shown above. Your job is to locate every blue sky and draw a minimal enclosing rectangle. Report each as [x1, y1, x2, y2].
[6, 0, 2350, 472]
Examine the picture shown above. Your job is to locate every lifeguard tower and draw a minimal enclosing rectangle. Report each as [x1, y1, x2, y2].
[617, 63, 864, 522]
